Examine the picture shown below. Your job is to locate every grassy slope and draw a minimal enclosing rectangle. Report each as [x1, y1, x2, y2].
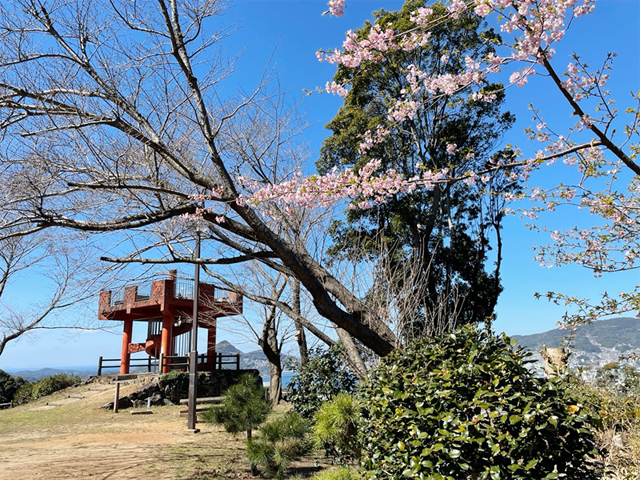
[0, 380, 253, 480]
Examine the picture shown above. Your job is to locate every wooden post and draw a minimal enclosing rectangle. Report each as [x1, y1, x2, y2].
[158, 353, 164, 374]
[113, 382, 120, 414]
[98, 356, 103, 376]
[235, 353, 240, 370]
[217, 352, 222, 370]
[186, 232, 201, 433]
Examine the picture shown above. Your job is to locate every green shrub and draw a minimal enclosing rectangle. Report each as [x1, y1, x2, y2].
[0, 369, 26, 404]
[11, 373, 80, 405]
[31, 374, 81, 399]
[246, 410, 312, 479]
[202, 373, 271, 441]
[313, 392, 360, 462]
[312, 466, 358, 480]
[34, 374, 79, 398]
[358, 325, 600, 480]
[12, 381, 33, 405]
[287, 346, 357, 419]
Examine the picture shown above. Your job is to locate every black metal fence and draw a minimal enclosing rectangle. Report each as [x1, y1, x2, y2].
[97, 352, 240, 375]
[97, 354, 158, 376]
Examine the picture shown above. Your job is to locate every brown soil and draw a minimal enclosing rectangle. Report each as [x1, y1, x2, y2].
[0, 378, 255, 480]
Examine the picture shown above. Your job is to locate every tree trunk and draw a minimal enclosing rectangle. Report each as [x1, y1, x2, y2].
[259, 304, 283, 404]
[291, 278, 309, 365]
[266, 308, 282, 404]
[335, 327, 368, 379]
[269, 360, 282, 404]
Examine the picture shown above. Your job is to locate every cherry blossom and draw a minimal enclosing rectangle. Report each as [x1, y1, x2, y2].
[312, 0, 640, 327]
[327, 0, 346, 16]
[184, 0, 637, 326]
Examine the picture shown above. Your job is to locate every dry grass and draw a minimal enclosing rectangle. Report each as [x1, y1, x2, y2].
[0, 379, 253, 479]
[595, 418, 640, 480]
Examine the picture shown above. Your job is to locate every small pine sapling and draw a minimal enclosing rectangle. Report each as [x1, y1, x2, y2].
[202, 373, 271, 441]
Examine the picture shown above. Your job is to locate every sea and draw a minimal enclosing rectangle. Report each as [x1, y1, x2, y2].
[262, 371, 296, 388]
[4, 365, 298, 388]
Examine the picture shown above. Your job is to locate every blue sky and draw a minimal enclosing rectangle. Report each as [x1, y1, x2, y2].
[1, 0, 639, 370]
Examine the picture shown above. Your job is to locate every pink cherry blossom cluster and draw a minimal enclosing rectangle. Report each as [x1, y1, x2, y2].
[236, 159, 424, 209]
[327, 0, 345, 16]
[519, 166, 640, 277]
[319, 0, 603, 165]
[319, 24, 398, 68]
[561, 54, 613, 101]
[358, 125, 391, 154]
[447, 0, 467, 19]
[389, 99, 420, 122]
[409, 7, 434, 26]
[234, 159, 510, 212]
[321, 0, 596, 102]
[325, 80, 349, 97]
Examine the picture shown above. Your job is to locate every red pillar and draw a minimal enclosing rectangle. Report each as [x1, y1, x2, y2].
[207, 323, 217, 369]
[120, 318, 133, 374]
[160, 313, 173, 373]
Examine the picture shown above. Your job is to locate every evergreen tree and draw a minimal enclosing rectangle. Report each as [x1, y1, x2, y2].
[202, 373, 271, 441]
[0, 369, 25, 404]
[319, 1, 517, 339]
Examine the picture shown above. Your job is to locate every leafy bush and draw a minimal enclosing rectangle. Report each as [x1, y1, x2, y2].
[10, 373, 80, 405]
[313, 392, 360, 462]
[201, 373, 271, 440]
[31, 373, 81, 399]
[12, 382, 34, 405]
[287, 346, 357, 418]
[0, 369, 26, 404]
[246, 410, 312, 479]
[358, 325, 600, 480]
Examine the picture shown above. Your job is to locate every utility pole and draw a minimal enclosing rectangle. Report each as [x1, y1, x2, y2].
[187, 230, 201, 432]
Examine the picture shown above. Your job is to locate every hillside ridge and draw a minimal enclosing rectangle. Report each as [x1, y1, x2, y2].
[513, 316, 640, 370]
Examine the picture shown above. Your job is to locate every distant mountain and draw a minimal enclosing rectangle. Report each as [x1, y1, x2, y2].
[216, 340, 242, 355]
[6, 367, 95, 382]
[217, 341, 295, 377]
[513, 317, 640, 372]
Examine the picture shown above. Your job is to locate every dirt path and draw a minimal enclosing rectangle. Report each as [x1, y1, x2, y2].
[0, 380, 250, 480]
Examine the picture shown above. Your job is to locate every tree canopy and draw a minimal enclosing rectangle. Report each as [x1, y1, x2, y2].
[319, 1, 517, 338]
